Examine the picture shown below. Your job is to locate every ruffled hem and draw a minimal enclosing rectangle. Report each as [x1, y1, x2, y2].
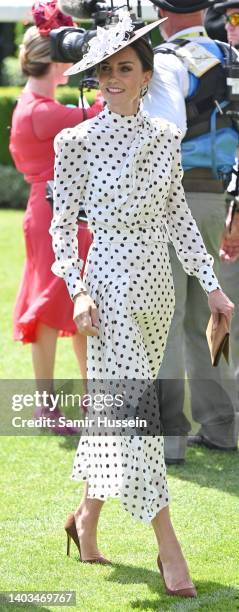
[71, 473, 122, 499]
[14, 316, 76, 344]
[71, 435, 169, 523]
[70, 472, 170, 523]
[13, 276, 77, 344]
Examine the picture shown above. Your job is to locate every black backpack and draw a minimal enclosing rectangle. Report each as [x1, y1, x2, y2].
[154, 39, 239, 141]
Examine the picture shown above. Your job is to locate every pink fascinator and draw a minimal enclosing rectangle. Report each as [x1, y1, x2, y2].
[32, 0, 74, 36]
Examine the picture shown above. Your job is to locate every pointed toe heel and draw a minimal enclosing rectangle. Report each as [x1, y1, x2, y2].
[157, 555, 197, 598]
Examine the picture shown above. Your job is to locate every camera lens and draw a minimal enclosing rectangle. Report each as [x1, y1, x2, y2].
[59, 30, 86, 62]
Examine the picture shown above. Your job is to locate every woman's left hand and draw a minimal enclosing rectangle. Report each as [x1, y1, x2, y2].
[208, 289, 234, 330]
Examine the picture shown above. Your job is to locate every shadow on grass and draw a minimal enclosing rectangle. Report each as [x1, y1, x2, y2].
[166, 446, 239, 499]
[106, 563, 239, 610]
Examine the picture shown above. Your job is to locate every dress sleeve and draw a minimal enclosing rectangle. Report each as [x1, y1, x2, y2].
[49, 128, 88, 299]
[164, 128, 220, 293]
[32, 97, 103, 141]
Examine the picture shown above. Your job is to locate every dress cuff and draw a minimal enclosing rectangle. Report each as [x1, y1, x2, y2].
[51, 263, 86, 301]
[197, 264, 221, 294]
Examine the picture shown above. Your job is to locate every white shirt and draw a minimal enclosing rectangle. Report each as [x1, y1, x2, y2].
[143, 27, 212, 136]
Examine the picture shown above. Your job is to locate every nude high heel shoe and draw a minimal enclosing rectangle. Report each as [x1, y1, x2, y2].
[64, 513, 112, 564]
[157, 555, 197, 598]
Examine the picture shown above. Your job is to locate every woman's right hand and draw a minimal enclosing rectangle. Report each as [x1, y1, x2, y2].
[73, 293, 99, 336]
[219, 208, 239, 263]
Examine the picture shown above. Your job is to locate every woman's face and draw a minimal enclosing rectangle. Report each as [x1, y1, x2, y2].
[98, 46, 152, 115]
[225, 8, 239, 47]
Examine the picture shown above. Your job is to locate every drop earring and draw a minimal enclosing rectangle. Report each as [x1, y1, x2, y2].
[140, 84, 148, 98]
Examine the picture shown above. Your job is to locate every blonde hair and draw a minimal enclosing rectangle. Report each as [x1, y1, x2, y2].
[19, 26, 52, 77]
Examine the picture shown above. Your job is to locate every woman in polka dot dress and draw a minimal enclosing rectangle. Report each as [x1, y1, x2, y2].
[50, 13, 234, 598]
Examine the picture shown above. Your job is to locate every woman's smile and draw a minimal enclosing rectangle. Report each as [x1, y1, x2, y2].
[106, 86, 125, 94]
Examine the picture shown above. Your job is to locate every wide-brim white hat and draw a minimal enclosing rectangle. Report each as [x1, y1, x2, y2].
[65, 10, 166, 76]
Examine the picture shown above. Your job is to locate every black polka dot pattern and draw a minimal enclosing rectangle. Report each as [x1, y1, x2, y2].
[50, 107, 220, 523]
[50, 107, 219, 299]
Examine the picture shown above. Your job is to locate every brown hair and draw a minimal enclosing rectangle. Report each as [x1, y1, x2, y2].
[19, 26, 52, 77]
[130, 37, 154, 72]
[96, 35, 154, 76]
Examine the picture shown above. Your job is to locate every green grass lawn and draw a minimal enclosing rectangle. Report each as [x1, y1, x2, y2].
[0, 210, 239, 611]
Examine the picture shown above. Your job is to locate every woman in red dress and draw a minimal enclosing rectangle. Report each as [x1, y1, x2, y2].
[9, 1, 102, 431]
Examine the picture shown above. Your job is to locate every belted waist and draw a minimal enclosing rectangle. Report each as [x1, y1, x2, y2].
[182, 168, 228, 193]
[91, 225, 169, 244]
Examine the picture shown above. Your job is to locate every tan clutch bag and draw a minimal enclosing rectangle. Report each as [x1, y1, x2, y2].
[206, 314, 230, 367]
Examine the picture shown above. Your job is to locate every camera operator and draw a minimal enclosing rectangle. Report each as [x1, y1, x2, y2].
[143, 0, 239, 462]
[9, 0, 103, 433]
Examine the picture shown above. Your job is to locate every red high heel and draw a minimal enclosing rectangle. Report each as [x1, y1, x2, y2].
[157, 555, 197, 598]
[64, 513, 112, 564]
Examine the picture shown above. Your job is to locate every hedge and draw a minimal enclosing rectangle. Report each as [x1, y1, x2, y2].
[0, 164, 30, 208]
[0, 86, 97, 166]
[1, 57, 27, 87]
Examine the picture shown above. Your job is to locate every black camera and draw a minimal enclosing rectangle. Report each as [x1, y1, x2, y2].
[223, 46, 239, 131]
[50, 26, 94, 63]
[49, 0, 145, 65]
[225, 62, 239, 104]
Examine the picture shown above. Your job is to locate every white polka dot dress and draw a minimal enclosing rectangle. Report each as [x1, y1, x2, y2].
[50, 106, 219, 523]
